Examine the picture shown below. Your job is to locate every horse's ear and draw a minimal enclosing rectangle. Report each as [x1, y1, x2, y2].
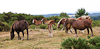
[65, 18, 68, 21]
[86, 17, 89, 19]
[79, 17, 82, 20]
[72, 19, 76, 21]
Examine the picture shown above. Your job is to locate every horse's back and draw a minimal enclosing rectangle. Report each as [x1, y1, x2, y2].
[19, 20, 29, 29]
[12, 20, 29, 31]
[72, 19, 92, 30]
[72, 20, 85, 29]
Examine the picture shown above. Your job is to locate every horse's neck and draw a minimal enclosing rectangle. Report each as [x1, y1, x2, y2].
[44, 19, 48, 24]
[34, 20, 37, 23]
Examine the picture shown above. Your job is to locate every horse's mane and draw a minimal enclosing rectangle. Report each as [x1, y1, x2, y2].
[57, 18, 65, 28]
[10, 20, 18, 32]
[49, 20, 54, 23]
[43, 18, 47, 21]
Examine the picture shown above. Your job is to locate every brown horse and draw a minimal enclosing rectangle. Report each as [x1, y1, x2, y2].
[41, 18, 54, 24]
[64, 16, 91, 33]
[65, 18, 93, 37]
[57, 18, 73, 33]
[32, 19, 43, 29]
[47, 20, 55, 37]
[10, 20, 29, 40]
[57, 18, 66, 30]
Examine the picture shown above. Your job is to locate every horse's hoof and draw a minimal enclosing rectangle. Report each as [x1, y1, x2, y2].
[91, 35, 93, 36]
[74, 34, 78, 37]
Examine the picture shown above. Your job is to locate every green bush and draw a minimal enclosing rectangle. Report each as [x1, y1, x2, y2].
[61, 38, 90, 49]
[29, 25, 36, 29]
[87, 35, 91, 39]
[61, 36, 100, 49]
[92, 20, 100, 27]
[40, 24, 47, 29]
[53, 26, 57, 30]
[89, 36, 100, 49]
[0, 21, 10, 31]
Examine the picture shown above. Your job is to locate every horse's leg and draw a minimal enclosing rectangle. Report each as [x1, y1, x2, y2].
[48, 25, 51, 36]
[65, 27, 69, 34]
[87, 28, 89, 35]
[90, 27, 93, 36]
[61, 24, 64, 30]
[70, 29, 73, 33]
[27, 29, 29, 40]
[22, 31, 24, 40]
[17, 32, 21, 40]
[74, 29, 78, 37]
[79, 30, 84, 33]
[35, 25, 37, 29]
[50, 25, 53, 37]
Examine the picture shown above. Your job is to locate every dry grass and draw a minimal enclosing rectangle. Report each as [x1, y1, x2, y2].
[0, 27, 100, 49]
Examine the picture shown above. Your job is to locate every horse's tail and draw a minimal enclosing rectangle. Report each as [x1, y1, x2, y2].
[57, 18, 65, 29]
[10, 23, 15, 40]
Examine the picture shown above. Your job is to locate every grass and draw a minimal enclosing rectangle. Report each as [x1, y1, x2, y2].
[0, 27, 100, 49]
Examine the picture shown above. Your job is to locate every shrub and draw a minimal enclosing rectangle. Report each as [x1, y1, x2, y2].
[53, 26, 57, 30]
[29, 25, 36, 29]
[89, 36, 100, 49]
[40, 24, 47, 29]
[61, 38, 90, 49]
[87, 35, 91, 39]
[0, 21, 10, 31]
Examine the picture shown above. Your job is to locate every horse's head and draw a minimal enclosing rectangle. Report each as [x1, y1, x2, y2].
[50, 20, 55, 26]
[32, 19, 34, 23]
[77, 17, 82, 20]
[10, 31, 15, 40]
[41, 19, 43, 21]
[86, 16, 90, 19]
[10, 25, 15, 40]
[32, 19, 36, 23]
[43, 18, 47, 21]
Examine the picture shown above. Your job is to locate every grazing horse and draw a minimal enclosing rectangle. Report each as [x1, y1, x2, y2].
[64, 15, 90, 33]
[47, 20, 55, 37]
[32, 19, 43, 29]
[10, 20, 29, 40]
[65, 18, 93, 37]
[57, 18, 73, 33]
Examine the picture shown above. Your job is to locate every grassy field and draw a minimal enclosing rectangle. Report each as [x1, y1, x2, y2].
[0, 26, 100, 49]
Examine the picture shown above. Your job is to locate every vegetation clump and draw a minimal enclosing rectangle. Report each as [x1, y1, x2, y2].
[0, 21, 10, 31]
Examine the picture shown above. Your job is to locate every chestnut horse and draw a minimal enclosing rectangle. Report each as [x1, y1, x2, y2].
[41, 18, 53, 24]
[32, 19, 43, 29]
[57, 18, 73, 33]
[47, 20, 55, 37]
[65, 18, 93, 37]
[10, 20, 29, 40]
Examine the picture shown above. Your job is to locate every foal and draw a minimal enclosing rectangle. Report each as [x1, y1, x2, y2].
[41, 18, 53, 24]
[47, 20, 55, 37]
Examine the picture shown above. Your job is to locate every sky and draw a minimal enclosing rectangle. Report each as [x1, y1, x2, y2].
[0, 0, 100, 15]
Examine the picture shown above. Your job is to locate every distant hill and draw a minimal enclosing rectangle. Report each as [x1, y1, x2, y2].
[89, 13, 100, 16]
[35, 13, 100, 17]
[43, 13, 75, 17]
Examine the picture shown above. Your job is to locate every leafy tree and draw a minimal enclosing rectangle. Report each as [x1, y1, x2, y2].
[75, 8, 89, 18]
[60, 12, 69, 17]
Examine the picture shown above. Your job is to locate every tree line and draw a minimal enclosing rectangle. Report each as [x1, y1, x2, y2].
[0, 8, 100, 31]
